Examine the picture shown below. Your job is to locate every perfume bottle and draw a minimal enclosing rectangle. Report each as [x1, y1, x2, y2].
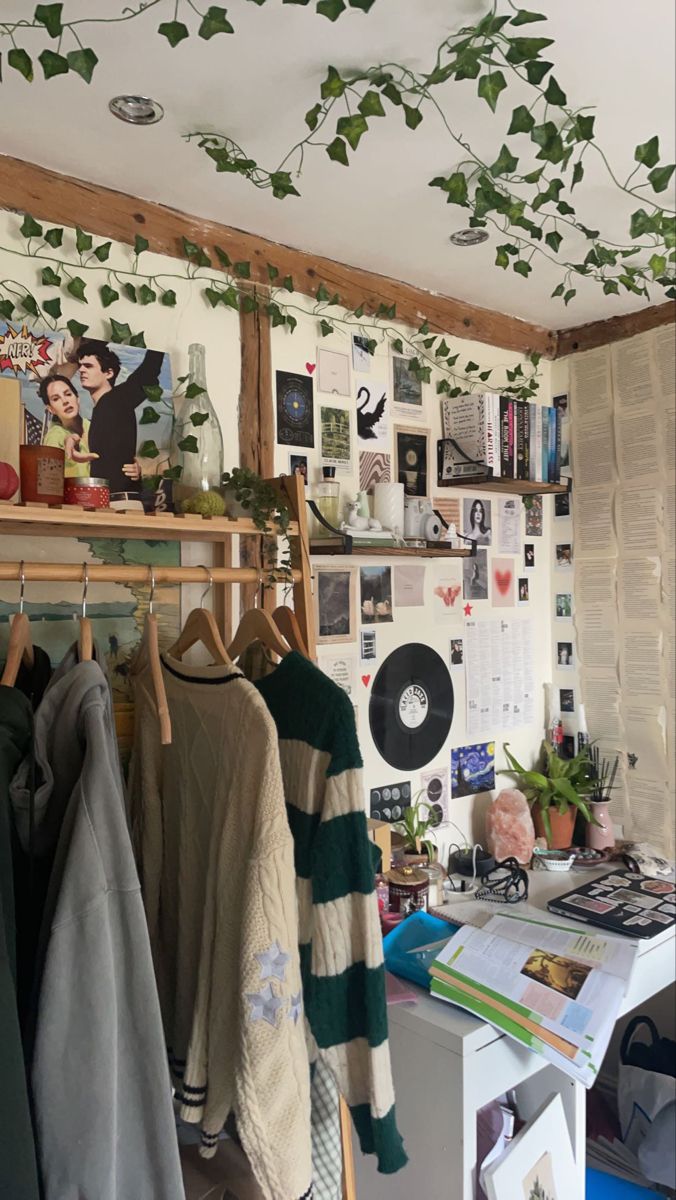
[311, 467, 341, 538]
[173, 343, 224, 505]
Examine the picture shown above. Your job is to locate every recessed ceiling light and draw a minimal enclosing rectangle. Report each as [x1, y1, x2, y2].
[109, 95, 164, 125]
[449, 228, 489, 247]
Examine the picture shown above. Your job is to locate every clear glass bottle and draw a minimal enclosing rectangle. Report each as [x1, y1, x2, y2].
[173, 343, 224, 507]
[310, 467, 341, 538]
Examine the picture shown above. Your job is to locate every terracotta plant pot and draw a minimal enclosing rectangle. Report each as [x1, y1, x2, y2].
[532, 804, 576, 850]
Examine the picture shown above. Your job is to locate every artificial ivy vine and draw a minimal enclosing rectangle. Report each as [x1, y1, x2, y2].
[0, 211, 542, 450]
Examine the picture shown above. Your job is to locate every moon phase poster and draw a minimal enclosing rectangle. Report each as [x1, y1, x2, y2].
[276, 370, 315, 448]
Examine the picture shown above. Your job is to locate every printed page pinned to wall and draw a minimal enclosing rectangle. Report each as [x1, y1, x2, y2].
[392, 354, 424, 419]
[497, 496, 521, 554]
[394, 563, 426, 607]
[355, 375, 389, 449]
[320, 405, 351, 473]
[317, 348, 350, 397]
[276, 369, 315, 449]
[432, 561, 463, 619]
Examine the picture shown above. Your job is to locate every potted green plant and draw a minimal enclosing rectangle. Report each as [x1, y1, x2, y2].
[391, 793, 439, 865]
[503, 741, 595, 850]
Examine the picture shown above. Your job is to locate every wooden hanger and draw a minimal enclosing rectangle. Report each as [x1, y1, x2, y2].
[146, 566, 172, 746]
[228, 574, 292, 662]
[1, 562, 35, 688]
[272, 605, 308, 657]
[167, 567, 231, 665]
[78, 563, 93, 662]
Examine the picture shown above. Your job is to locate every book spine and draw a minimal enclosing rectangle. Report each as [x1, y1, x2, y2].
[522, 402, 530, 481]
[500, 397, 512, 478]
[484, 393, 497, 474]
[542, 406, 549, 483]
[554, 405, 562, 483]
[528, 403, 537, 481]
[534, 404, 543, 482]
[548, 407, 557, 482]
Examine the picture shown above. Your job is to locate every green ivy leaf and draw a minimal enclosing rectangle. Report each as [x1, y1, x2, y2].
[336, 113, 369, 150]
[93, 240, 111, 262]
[139, 440, 161, 458]
[418, 320, 430, 335]
[319, 319, 334, 336]
[429, 171, 468, 206]
[182, 237, 211, 268]
[267, 302, 286, 328]
[545, 230, 563, 252]
[490, 143, 519, 177]
[317, 0, 346, 19]
[39, 49, 68, 79]
[158, 20, 190, 47]
[524, 59, 552, 85]
[162, 465, 183, 480]
[495, 246, 510, 268]
[635, 135, 660, 168]
[286, 313, 298, 333]
[75, 226, 92, 253]
[571, 161, 584, 189]
[21, 294, 40, 318]
[509, 9, 547, 24]
[281, 275, 294, 291]
[267, 264, 279, 282]
[508, 105, 535, 134]
[543, 75, 567, 105]
[531, 120, 565, 163]
[435, 338, 451, 358]
[465, 360, 480, 372]
[234, 261, 251, 278]
[575, 114, 595, 141]
[66, 318, 88, 337]
[134, 234, 149, 255]
[648, 163, 675, 193]
[41, 265, 61, 287]
[66, 47, 98, 82]
[403, 103, 423, 130]
[34, 3, 63, 37]
[66, 276, 87, 301]
[185, 382, 206, 399]
[41, 228, 63, 251]
[270, 170, 300, 199]
[198, 6, 234, 37]
[0, 300, 15, 320]
[436, 379, 450, 394]
[315, 283, 330, 302]
[649, 253, 667, 276]
[382, 81, 402, 106]
[602, 279, 620, 295]
[99, 284, 119, 308]
[358, 90, 386, 118]
[139, 407, 160, 424]
[122, 283, 137, 303]
[563, 288, 576, 304]
[143, 385, 163, 402]
[20, 214, 43, 239]
[8, 48, 34, 81]
[477, 71, 506, 112]
[505, 36, 554, 63]
[630, 208, 660, 237]
[391, 337, 404, 353]
[513, 260, 532, 277]
[327, 136, 349, 165]
[320, 65, 346, 99]
[138, 284, 156, 305]
[214, 245, 231, 269]
[305, 103, 323, 131]
[348, 0, 376, 8]
[42, 296, 61, 320]
[129, 332, 146, 348]
[109, 318, 132, 343]
[205, 285, 239, 309]
[190, 411, 210, 425]
[178, 435, 199, 453]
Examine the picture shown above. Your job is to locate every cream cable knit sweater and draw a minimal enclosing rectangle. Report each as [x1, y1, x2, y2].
[129, 646, 313, 1200]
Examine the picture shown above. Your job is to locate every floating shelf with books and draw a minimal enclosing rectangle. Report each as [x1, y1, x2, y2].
[310, 537, 471, 558]
[436, 471, 570, 497]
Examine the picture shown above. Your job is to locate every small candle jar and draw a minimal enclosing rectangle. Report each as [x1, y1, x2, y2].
[64, 477, 111, 509]
[386, 866, 429, 915]
[19, 444, 65, 505]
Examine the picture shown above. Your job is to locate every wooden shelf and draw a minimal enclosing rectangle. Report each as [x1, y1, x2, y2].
[437, 477, 569, 496]
[0, 503, 297, 543]
[311, 539, 470, 558]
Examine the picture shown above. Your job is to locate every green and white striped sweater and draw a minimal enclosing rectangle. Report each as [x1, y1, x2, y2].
[256, 651, 406, 1175]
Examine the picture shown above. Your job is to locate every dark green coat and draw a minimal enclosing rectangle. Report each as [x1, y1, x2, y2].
[0, 686, 40, 1200]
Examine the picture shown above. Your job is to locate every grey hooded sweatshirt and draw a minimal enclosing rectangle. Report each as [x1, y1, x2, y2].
[11, 649, 185, 1200]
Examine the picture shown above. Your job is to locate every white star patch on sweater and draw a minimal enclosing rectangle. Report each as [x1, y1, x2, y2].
[289, 992, 303, 1026]
[256, 940, 290, 983]
[246, 982, 285, 1026]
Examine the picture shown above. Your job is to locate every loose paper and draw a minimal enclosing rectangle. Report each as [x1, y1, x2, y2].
[464, 617, 534, 737]
[497, 497, 520, 554]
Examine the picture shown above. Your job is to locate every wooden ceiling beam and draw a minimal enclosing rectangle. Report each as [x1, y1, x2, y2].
[0, 154, 555, 358]
[556, 301, 676, 357]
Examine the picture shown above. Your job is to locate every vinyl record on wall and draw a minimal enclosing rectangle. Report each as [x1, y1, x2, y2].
[369, 643, 454, 771]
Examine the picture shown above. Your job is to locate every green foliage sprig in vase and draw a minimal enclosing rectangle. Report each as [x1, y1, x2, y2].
[503, 740, 595, 849]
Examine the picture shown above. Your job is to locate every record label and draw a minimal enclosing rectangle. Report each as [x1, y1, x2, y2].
[369, 643, 454, 770]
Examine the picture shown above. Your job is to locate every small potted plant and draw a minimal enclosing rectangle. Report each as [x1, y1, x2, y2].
[391, 793, 439, 865]
[503, 741, 594, 850]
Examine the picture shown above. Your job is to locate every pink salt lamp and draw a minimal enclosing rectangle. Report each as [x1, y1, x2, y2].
[485, 789, 535, 865]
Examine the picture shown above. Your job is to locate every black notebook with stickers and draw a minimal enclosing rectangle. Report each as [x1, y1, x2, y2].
[548, 870, 676, 939]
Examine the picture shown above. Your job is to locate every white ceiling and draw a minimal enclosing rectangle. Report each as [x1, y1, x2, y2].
[1, 0, 674, 328]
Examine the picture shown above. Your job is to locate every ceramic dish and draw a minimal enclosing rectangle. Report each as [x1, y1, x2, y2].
[532, 848, 576, 872]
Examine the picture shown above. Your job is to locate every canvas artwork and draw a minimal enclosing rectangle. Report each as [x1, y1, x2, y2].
[276, 369, 315, 448]
[395, 426, 429, 497]
[359, 450, 391, 493]
[355, 376, 389, 448]
[360, 565, 393, 624]
[0, 323, 175, 508]
[463, 548, 488, 600]
[491, 558, 516, 608]
[392, 355, 422, 413]
[315, 566, 356, 643]
[320, 405, 351, 471]
[451, 741, 495, 798]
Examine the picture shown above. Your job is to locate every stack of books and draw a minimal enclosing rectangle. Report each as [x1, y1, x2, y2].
[440, 393, 562, 483]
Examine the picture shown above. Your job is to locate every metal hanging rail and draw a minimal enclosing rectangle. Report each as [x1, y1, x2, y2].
[0, 563, 301, 585]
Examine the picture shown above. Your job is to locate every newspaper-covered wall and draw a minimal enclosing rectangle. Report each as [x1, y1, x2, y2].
[570, 327, 675, 856]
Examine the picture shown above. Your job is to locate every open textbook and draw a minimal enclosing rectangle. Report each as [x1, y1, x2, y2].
[430, 910, 637, 1086]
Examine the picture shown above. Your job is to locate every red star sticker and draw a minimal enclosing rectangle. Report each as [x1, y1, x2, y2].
[464, 602, 473, 616]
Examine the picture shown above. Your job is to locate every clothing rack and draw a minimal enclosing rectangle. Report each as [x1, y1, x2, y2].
[0, 471, 364, 1197]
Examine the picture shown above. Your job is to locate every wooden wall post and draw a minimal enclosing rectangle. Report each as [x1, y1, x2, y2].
[238, 289, 276, 617]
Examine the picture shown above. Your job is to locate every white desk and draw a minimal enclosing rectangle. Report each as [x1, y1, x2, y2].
[354, 869, 675, 1200]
